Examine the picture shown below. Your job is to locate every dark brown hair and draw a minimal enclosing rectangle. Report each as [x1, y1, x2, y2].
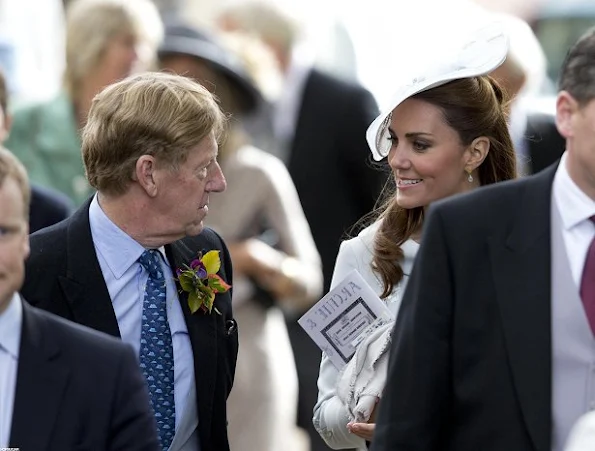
[372, 75, 517, 298]
[559, 26, 595, 106]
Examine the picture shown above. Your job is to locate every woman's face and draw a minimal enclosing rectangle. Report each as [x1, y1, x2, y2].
[387, 97, 476, 209]
[98, 32, 139, 86]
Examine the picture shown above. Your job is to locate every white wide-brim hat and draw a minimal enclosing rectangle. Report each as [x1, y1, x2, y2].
[366, 21, 509, 161]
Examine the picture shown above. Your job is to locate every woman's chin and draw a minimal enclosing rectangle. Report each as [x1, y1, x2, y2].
[396, 195, 425, 210]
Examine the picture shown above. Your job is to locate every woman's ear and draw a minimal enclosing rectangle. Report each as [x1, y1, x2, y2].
[465, 136, 490, 172]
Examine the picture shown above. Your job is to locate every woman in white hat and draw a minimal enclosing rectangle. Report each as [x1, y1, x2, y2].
[313, 22, 517, 450]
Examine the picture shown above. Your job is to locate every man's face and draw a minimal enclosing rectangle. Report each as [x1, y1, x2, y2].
[0, 177, 29, 314]
[151, 131, 226, 238]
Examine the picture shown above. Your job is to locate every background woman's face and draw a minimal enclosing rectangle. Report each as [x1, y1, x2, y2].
[98, 32, 139, 86]
[387, 98, 473, 209]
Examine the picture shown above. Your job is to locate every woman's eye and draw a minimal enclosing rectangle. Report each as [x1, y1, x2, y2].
[413, 141, 430, 151]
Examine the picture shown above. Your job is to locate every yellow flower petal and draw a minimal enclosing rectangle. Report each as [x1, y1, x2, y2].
[202, 250, 221, 275]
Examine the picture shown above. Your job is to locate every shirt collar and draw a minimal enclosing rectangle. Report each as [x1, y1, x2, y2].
[0, 293, 23, 359]
[553, 152, 595, 231]
[88, 195, 169, 279]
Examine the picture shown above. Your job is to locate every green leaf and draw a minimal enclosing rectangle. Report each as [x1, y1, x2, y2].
[208, 274, 231, 293]
[204, 290, 216, 313]
[188, 290, 202, 314]
[177, 272, 195, 292]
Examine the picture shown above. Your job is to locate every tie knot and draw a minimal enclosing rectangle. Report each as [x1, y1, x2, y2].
[139, 249, 164, 280]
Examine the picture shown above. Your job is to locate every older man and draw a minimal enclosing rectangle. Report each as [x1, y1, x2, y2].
[21, 72, 238, 451]
[0, 147, 158, 450]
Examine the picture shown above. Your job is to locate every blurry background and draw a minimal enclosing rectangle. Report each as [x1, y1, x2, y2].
[47, 0, 594, 105]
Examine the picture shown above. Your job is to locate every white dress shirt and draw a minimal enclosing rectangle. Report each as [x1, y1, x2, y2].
[313, 222, 419, 450]
[553, 152, 595, 287]
[88, 195, 196, 432]
[0, 293, 22, 448]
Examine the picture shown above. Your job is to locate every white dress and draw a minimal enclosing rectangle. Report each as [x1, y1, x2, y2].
[313, 221, 419, 450]
[205, 145, 322, 451]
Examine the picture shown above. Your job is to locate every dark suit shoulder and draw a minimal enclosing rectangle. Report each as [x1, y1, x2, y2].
[30, 184, 73, 233]
[308, 68, 370, 96]
[306, 68, 377, 114]
[429, 167, 556, 236]
[26, 302, 129, 360]
[27, 217, 69, 272]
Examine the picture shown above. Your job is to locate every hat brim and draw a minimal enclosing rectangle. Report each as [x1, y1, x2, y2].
[366, 21, 509, 161]
[158, 36, 263, 114]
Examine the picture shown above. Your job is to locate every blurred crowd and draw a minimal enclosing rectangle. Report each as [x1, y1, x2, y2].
[1, 1, 593, 451]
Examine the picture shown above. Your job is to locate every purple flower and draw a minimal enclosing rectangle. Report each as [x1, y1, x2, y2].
[190, 259, 207, 279]
[176, 268, 183, 276]
[196, 266, 207, 279]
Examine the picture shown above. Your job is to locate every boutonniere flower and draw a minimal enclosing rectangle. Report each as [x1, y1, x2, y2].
[175, 250, 231, 315]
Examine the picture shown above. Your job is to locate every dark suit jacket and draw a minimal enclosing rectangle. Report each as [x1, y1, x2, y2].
[10, 301, 158, 451]
[288, 69, 386, 292]
[30, 184, 73, 233]
[21, 199, 238, 451]
[372, 164, 557, 451]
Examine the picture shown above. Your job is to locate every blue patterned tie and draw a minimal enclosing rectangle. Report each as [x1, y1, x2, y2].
[138, 250, 175, 450]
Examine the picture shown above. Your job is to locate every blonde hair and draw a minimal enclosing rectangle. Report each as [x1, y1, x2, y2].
[0, 147, 31, 218]
[219, 30, 283, 102]
[82, 72, 226, 196]
[217, 1, 301, 57]
[65, 0, 163, 97]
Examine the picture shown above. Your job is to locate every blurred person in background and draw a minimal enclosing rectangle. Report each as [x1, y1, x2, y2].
[5, 0, 163, 206]
[217, 4, 386, 449]
[0, 67, 73, 233]
[158, 20, 323, 451]
[489, 12, 565, 175]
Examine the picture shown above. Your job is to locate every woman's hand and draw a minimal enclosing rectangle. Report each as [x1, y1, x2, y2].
[346, 397, 379, 441]
[347, 422, 375, 441]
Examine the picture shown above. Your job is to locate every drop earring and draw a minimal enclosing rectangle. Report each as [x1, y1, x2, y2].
[467, 171, 474, 183]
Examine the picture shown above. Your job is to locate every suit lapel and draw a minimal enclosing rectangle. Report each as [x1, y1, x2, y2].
[166, 241, 218, 442]
[10, 302, 70, 450]
[59, 200, 120, 337]
[489, 164, 558, 451]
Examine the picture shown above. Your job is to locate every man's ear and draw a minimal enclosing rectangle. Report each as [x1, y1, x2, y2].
[556, 90, 578, 139]
[135, 155, 159, 197]
[465, 136, 490, 172]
